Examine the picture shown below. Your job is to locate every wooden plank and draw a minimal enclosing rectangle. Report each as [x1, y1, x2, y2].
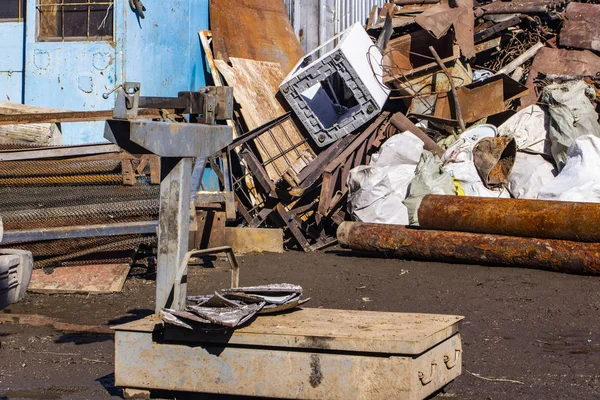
[0, 101, 64, 145]
[210, 0, 304, 75]
[199, 30, 240, 138]
[0, 313, 112, 334]
[0, 123, 61, 146]
[28, 264, 131, 294]
[215, 58, 315, 181]
[222, 227, 283, 253]
[199, 30, 262, 205]
[0, 101, 68, 114]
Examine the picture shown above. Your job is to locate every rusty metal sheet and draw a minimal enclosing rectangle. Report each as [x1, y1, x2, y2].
[521, 48, 600, 107]
[28, 264, 130, 294]
[410, 74, 527, 124]
[383, 30, 459, 83]
[414, 0, 475, 58]
[418, 195, 600, 243]
[337, 221, 600, 276]
[560, 2, 600, 52]
[210, 0, 304, 75]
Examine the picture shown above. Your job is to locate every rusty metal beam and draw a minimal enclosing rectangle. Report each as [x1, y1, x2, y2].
[0, 143, 120, 161]
[389, 113, 445, 157]
[337, 221, 600, 275]
[474, 1, 559, 16]
[418, 195, 600, 242]
[0, 109, 162, 125]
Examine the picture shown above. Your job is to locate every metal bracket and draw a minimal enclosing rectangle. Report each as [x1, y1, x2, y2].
[113, 82, 141, 120]
[172, 246, 240, 310]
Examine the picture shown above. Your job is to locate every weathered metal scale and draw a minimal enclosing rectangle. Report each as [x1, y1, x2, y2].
[109, 83, 464, 399]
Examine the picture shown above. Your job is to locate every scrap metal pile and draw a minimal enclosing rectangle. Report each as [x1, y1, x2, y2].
[1, 0, 599, 278]
[205, 0, 600, 263]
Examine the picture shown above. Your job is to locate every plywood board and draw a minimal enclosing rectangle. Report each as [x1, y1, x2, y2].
[215, 58, 315, 180]
[210, 0, 304, 75]
[223, 227, 283, 253]
[29, 264, 130, 294]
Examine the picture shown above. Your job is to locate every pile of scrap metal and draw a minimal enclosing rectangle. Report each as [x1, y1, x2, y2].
[331, 0, 600, 275]
[205, 0, 600, 265]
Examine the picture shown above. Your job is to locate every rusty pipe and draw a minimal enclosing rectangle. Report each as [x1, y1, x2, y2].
[474, 1, 560, 16]
[390, 113, 445, 158]
[418, 195, 600, 242]
[337, 221, 600, 275]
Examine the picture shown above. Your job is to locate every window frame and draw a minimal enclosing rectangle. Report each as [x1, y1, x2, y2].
[0, 0, 26, 23]
[36, 0, 115, 42]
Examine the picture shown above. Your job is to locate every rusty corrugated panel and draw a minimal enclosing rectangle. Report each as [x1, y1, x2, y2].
[559, 2, 600, 52]
[211, 0, 305, 74]
[418, 195, 600, 243]
[337, 221, 600, 275]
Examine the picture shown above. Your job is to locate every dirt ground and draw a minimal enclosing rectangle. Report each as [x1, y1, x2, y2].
[1, 247, 600, 399]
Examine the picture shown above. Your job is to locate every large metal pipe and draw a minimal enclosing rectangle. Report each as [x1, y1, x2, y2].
[337, 221, 600, 275]
[418, 195, 600, 242]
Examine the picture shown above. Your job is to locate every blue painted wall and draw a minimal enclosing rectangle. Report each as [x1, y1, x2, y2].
[1, 1, 218, 189]
[19, 0, 209, 144]
[0, 22, 25, 103]
[119, 0, 210, 96]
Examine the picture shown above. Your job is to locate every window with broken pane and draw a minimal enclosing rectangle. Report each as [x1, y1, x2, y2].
[0, 0, 25, 22]
[37, 0, 113, 41]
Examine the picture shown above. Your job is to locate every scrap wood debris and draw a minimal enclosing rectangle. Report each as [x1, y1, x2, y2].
[203, 0, 600, 262]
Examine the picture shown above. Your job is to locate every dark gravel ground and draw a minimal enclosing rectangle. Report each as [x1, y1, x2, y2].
[2, 248, 600, 399]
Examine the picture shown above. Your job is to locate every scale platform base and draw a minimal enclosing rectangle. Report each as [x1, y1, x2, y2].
[114, 308, 463, 399]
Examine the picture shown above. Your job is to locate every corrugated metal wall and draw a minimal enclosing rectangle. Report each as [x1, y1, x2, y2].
[285, 0, 385, 53]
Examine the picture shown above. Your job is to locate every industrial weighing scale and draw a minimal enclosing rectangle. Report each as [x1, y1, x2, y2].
[108, 83, 464, 399]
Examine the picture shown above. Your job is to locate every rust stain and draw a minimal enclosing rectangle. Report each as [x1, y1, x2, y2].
[560, 2, 600, 52]
[309, 354, 324, 388]
[210, 0, 304, 74]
